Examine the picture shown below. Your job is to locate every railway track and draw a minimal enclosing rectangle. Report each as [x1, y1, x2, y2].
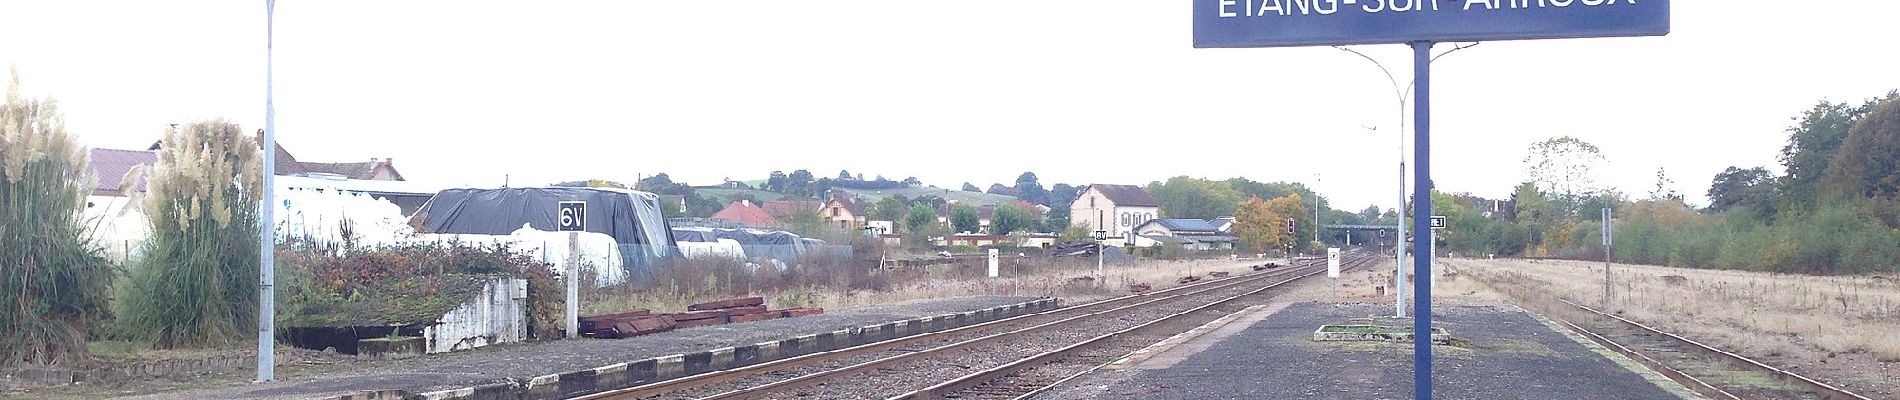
[1545, 299, 1873, 400]
[576, 252, 1375, 400]
[901, 251, 1383, 400]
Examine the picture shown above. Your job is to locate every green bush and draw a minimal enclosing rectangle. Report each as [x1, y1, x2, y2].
[0, 71, 116, 366]
[116, 120, 264, 348]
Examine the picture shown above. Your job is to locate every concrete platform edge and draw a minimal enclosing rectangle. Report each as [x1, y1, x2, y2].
[354, 297, 1060, 400]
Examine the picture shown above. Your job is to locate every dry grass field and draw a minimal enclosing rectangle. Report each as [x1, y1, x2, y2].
[1446, 257, 1900, 391]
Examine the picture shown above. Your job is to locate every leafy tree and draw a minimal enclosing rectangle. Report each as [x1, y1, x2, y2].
[121, 119, 264, 348]
[991, 205, 1036, 235]
[872, 197, 907, 222]
[904, 204, 938, 234]
[1265, 193, 1313, 252]
[686, 193, 723, 217]
[637, 173, 674, 191]
[1781, 97, 1884, 208]
[1821, 94, 1900, 200]
[1058, 224, 1092, 242]
[786, 169, 815, 197]
[909, 195, 947, 210]
[838, 170, 853, 180]
[1234, 197, 1285, 252]
[986, 183, 1017, 196]
[1359, 205, 1383, 222]
[1707, 166, 1775, 215]
[1048, 183, 1081, 207]
[765, 170, 787, 193]
[1044, 207, 1072, 232]
[1524, 136, 1606, 216]
[902, 177, 921, 186]
[950, 203, 981, 234]
[1, 71, 115, 365]
[1014, 171, 1048, 205]
[1148, 176, 1243, 220]
[812, 177, 833, 198]
[962, 182, 980, 192]
[658, 196, 686, 218]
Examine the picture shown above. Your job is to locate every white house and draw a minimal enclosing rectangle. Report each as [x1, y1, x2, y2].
[1069, 184, 1159, 244]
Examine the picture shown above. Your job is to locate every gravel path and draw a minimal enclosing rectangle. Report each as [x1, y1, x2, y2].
[115, 296, 1041, 400]
[1041, 302, 1696, 400]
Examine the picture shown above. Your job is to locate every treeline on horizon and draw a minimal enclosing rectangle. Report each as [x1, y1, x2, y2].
[1436, 91, 1900, 276]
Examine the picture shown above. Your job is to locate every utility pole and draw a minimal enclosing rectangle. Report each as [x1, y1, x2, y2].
[256, 0, 278, 383]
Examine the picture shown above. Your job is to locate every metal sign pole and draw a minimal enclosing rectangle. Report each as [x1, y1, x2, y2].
[1603, 207, 1613, 309]
[1409, 40, 1435, 400]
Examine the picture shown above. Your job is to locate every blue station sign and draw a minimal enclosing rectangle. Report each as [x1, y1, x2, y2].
[1194, 0, 1670, 48]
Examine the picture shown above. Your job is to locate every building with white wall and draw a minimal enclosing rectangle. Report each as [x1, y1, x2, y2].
[1069, 184, 1159, 244]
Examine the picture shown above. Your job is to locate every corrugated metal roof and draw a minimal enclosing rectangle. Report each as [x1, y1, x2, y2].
[1150, 218, 1218, 232]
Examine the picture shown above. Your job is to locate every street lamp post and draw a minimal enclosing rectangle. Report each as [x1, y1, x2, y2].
[1336, 43, 1478, 318]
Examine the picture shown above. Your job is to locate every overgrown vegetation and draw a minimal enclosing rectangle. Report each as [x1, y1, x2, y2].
[115, 120, 264, 349]
[582, 239, 885, 314]
[274, 241, 562, 337]
[1432, 92, 1900, 275]
[0, 68, 116, 366]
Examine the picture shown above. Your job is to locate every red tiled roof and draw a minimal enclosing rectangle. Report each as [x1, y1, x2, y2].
[710, 201, 779, 228]
[88, 148, 157, 196]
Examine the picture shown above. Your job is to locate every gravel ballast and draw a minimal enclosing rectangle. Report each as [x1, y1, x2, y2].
[116, 296, 1043, 400]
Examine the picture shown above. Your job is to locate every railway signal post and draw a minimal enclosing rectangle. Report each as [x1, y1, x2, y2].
[1192, 3, 1669, 397]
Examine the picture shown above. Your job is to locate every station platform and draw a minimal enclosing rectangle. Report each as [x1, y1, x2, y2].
[1045, 302, 1701, 400]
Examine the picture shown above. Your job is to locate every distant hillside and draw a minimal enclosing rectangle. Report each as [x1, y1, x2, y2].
[696, 188, 789, 203]
[839, 186, 1020, 207]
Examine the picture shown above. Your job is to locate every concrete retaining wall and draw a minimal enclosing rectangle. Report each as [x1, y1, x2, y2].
[394, 297, 1060, 400]
[424, 278, 529, 354]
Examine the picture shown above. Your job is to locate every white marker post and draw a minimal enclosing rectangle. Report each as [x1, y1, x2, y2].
[987, 248, 1000, 278]
[1327, 247, 1341, 278]
[557, 201, 587, 339]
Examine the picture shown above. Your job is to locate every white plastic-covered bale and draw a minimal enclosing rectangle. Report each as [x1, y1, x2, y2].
[275, 185, 413, 247]
[409, 223, 626, 287]
[680, 238, 745, 259]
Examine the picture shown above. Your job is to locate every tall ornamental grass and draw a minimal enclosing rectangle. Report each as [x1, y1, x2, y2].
[0, 69, 116, 366]
[116, 119, 264, 348]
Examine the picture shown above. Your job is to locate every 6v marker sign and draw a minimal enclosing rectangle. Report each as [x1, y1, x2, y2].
[558, 201, 587, 232]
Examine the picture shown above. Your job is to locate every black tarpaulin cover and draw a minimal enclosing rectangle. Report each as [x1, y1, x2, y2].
[414, 187, 677, 249]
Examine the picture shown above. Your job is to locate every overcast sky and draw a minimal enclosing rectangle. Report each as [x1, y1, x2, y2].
[5, 1, 1899, 211]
